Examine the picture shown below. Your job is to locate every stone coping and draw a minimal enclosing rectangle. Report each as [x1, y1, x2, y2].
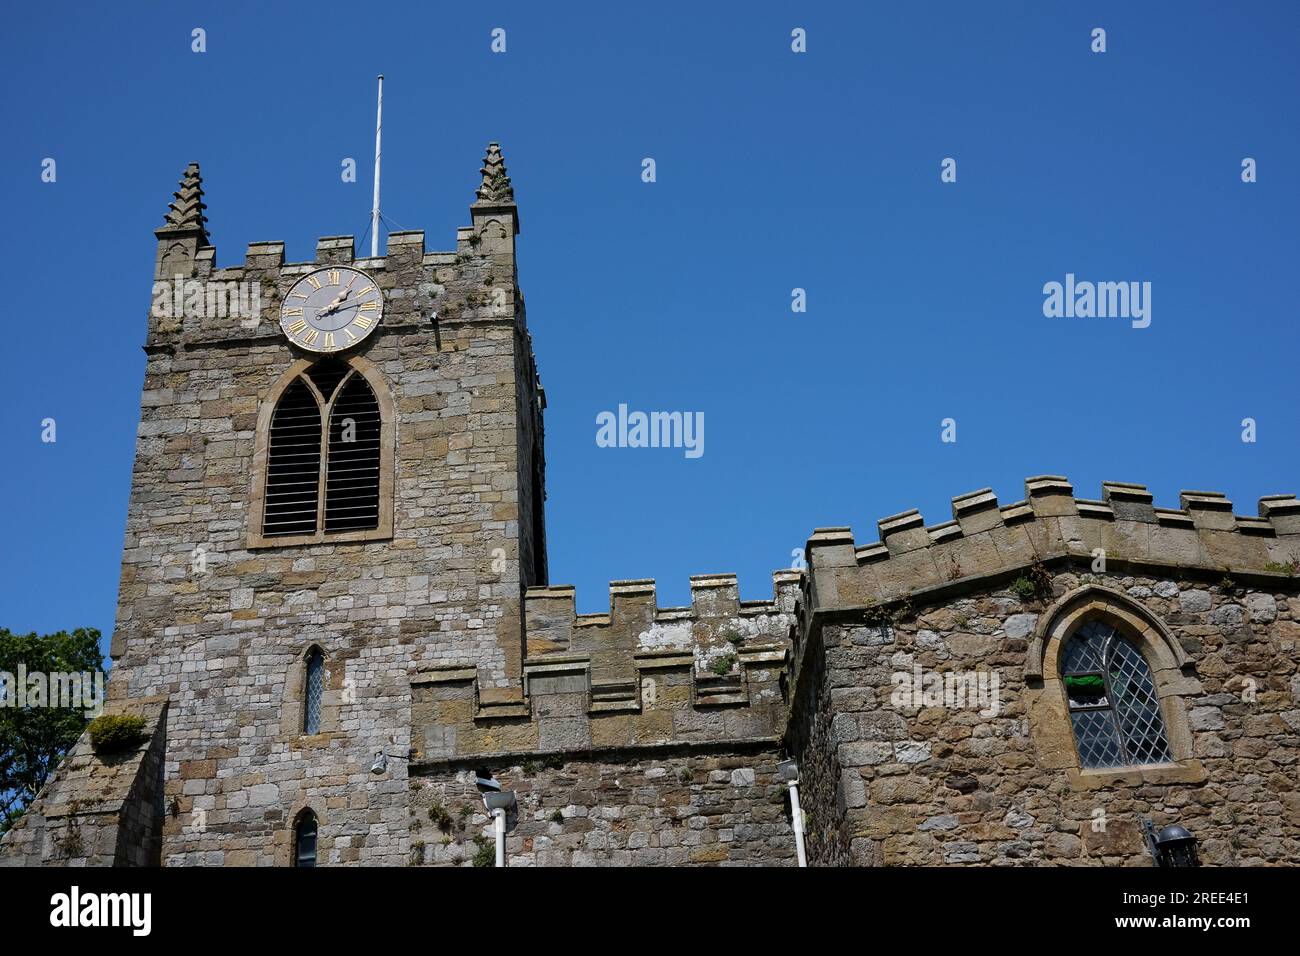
[801, 477, 1298, 617]
[407, 735, 780, 776]
[524, 569, 801, 632]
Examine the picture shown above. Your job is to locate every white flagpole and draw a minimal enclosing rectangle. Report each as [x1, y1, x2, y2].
[371, 74, 383, 259]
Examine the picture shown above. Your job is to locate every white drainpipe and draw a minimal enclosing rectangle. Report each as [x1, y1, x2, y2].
[492, 808, 506, 868]
[787, 778, 808, 867]
[480, 786, 515, 868]
[778, 759, 807, 867]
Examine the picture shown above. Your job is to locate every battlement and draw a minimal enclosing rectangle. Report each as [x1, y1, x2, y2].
[526, 570, 800, 638]
[409, 571, 799, 766]
[148, 154, 523, 351]
[802, 476, 1300, 620]
[407, 480, 1300, 769]
[211, 231, 473, 273]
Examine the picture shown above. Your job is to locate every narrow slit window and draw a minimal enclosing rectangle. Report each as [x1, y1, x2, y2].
[304, 648, 324, 735]
[294, 811, 318, 867]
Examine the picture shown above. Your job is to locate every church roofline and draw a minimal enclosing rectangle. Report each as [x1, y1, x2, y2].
[795, 476, 1298, 622]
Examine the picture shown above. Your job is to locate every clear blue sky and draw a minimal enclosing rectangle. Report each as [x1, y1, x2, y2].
[1, 1, 1297, 648]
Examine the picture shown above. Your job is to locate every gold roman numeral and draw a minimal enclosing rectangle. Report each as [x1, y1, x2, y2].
[302, 329, 319, 346]
[306, 275, 322, 290]
[352, 315, 372, 330]
[287, 319, 308, 334]
[360, 300, 379, 312]
[343, 327, 356, 341]
[328, 269, 340, 286]
[283, 307, 303, 317]
[324, 332, 335, 349]
[289, 292, 309, 300]
[357, 285, 374, 296]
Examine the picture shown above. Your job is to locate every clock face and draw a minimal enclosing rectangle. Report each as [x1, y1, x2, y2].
[279, 267, 384, 353]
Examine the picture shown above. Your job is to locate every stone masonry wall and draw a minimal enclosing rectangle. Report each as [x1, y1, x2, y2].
[98, 167, 541, 865]
[784, 476, 1300, 866]
[780, 623, 854, 866]
[792, 565, 1300, 865]
[513, 318, 547, 591]
[407, 749, 795, 866]
[401, 572, 804, 866]
[0, 698, 167, 866]
[412, 572, 799, 762]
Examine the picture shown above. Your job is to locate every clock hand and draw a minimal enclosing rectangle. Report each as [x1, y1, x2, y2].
[319, 297, 374, 320]
[316, 300, 353, 318]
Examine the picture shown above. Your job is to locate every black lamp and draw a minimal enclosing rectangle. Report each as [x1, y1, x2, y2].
[1143, 819, 1200, 867]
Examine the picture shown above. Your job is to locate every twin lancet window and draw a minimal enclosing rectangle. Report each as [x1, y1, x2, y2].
[1062, 620, 1174, 769]
[262, 361, 382, 539]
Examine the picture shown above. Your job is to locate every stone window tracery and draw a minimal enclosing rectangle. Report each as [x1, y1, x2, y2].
[249, 356, 394, 547]
[1026, 584, 1206, 788]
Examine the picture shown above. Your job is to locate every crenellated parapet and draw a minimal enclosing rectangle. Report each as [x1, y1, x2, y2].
[409, 571, 800, 766]
[526, 571, 799, 668]
[780, 479, 1300, 866]
[800, 476, 1300, 625]
[145, 150, 524, 352]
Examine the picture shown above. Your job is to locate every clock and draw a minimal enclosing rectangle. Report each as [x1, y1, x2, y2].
[278, 266, 384, 353]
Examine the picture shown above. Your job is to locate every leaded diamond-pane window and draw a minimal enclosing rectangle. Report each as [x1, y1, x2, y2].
[1062, 621, 1173, 769]
[304, 649, 324, 735]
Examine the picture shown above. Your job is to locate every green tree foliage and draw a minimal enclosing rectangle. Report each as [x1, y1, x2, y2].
[0, 628, 104, 834]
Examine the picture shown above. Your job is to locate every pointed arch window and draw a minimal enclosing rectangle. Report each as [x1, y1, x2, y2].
[262, 379, 321, 537]
[303, 647, 324, 735]
[325, 372, 382, 531]
[252, 359, 392, 546]
[1062, 620, 1174, 769]
[293, 810, 318, 868]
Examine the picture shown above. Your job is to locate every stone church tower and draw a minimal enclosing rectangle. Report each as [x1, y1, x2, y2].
[4, 147, 1299, 868]
[4, 147, 560, 865]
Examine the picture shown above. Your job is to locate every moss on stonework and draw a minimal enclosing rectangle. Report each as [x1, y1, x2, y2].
[710, 655, 736, 676]
[428, 802, 452, 832]
[87, 714, 147, 752]
[1010, 562, 1054, 603]
[471, 836, 494, 867]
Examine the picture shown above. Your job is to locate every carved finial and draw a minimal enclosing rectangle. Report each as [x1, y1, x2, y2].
[158, 162, 209, 244]
[474, 142, 515, 204]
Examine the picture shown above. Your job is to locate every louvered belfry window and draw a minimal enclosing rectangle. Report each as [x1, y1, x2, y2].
[326, 373, 383, 531]
[262, 361, 382, 538]
[1062, 620, 1174, 769]
[263, 379, 322, 537]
